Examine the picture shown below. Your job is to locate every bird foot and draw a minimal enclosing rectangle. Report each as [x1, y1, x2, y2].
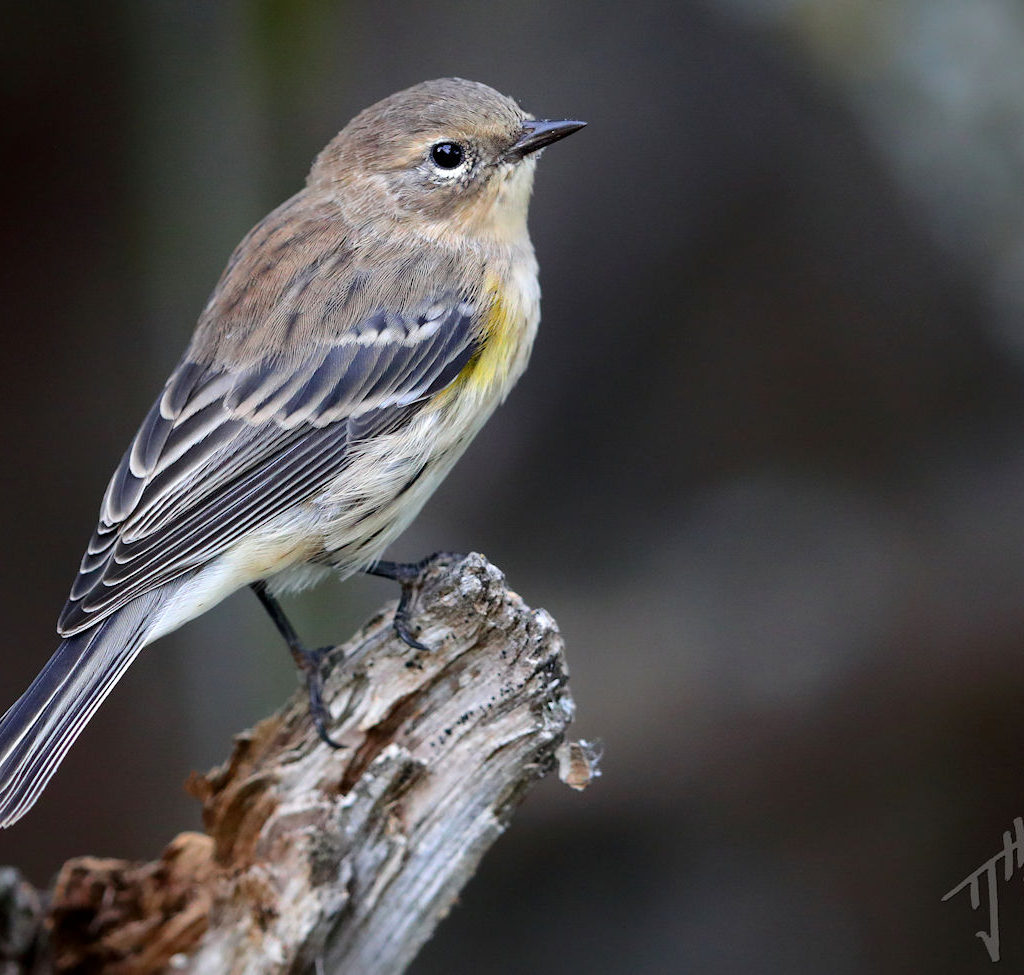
[251, 581, 344, 749]
[365, 552, 464, 651]
[295, 646, 345, 750]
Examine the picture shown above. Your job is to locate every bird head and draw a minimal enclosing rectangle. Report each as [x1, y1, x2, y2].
[308, 78, 585, 244]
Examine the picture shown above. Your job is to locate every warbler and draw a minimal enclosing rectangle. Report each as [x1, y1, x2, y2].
[0, 78, 584, 828]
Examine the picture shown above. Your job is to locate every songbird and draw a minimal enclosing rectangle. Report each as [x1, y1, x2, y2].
[0, 78, 584, 827]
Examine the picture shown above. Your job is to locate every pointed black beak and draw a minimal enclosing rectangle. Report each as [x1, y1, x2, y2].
[503, 118, 587, 162]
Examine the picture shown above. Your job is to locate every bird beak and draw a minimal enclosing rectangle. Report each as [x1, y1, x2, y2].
[504, 119, 587, 162]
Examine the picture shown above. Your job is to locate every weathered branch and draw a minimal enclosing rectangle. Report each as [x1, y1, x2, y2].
[0, 554, 594, 975]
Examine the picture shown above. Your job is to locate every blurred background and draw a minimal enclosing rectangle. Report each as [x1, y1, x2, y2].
[3, 0, 1024, 971]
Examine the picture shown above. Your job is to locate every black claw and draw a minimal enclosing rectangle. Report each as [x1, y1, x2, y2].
[302, 649, 345, 750]
[365, 552, 463, 650]
[393, 607, 430, 652]
[251, 581, 345, 749]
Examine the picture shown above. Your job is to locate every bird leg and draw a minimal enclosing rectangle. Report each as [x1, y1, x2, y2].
[250, 581, 344, 749]
[365, 553, 462, 651]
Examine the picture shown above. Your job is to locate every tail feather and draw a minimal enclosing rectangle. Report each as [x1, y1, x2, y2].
[0, 591, 164, 828]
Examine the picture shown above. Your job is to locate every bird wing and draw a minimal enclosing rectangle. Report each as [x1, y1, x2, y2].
[57, 297, 480, 637]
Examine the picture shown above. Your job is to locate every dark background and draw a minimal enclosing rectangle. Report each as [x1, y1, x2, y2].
[3, 1, 1024, 972]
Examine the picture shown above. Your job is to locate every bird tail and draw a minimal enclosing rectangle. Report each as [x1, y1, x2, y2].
[0, 590, 165, 828]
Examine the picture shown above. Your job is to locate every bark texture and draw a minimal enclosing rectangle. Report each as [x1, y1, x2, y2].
[0, 554, 586, 975]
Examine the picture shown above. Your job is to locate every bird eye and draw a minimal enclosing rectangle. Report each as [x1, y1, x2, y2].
[430, 142, 465, 170]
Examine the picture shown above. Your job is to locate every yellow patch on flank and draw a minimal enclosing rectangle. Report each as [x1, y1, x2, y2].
[444, 275, 525, 399]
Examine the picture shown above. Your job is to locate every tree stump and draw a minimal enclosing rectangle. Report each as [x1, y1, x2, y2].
[0, 554, 595, 974]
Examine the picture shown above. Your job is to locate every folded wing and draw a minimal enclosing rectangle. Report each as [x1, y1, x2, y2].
[58, 298, 479, 637]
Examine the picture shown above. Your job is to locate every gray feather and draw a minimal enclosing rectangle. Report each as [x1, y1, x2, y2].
[0, 588, 170, 828]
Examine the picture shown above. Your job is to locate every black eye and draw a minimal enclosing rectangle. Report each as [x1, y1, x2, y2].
[430, 142, 464, 169]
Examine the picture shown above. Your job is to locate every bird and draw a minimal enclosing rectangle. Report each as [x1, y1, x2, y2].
[0, 78, 584, 828]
